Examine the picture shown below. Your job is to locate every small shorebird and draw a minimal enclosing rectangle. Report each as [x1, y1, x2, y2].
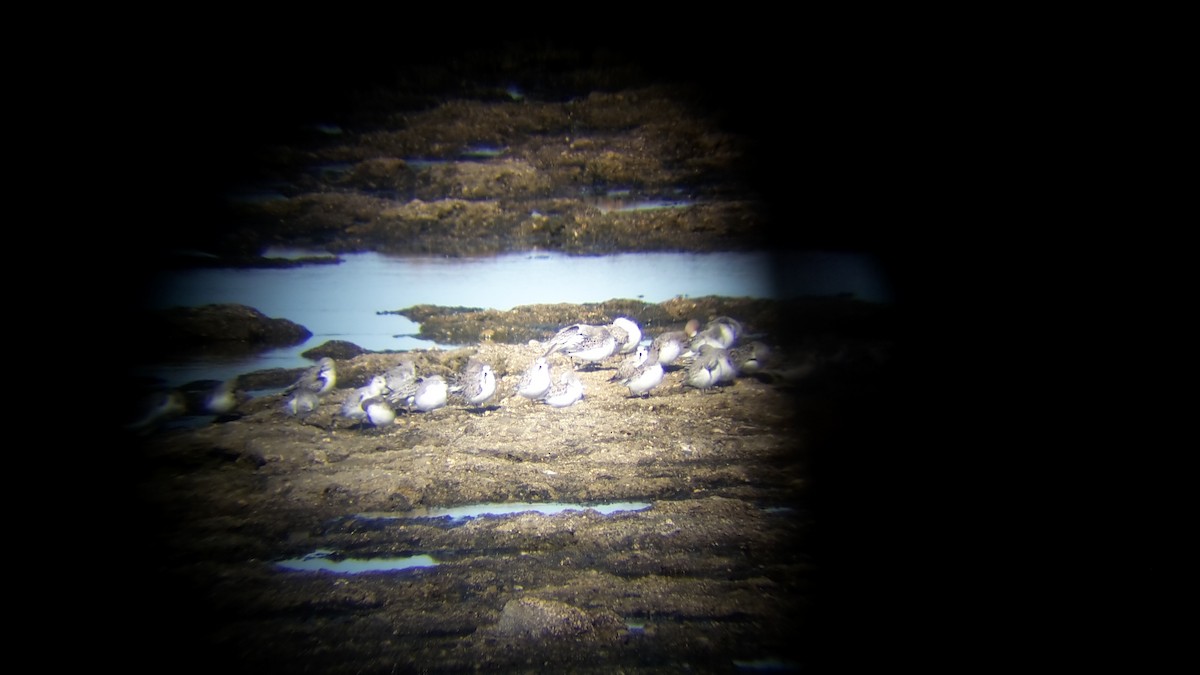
[452, 359, 497, 408]
[685, 345, 738, 390]
[126, 388, 187, 433]
[690, 316, 743, 351]
[542, 323, 619, 368]
[609, 316, 643, 355]
[287, 357, 337, 396]
[384, 359, 416, 393]
[611, 344, 650, 382]
[731, 341, 771, 375]
[542, 370, 584, 408]
[284, 389, 319, 418]
[651, 319, 700, 367]
[341, 375, 392, 422]
[180, 378, 244, 416]
[361, 396, 396, 427]
[618, 344, 664, 397]
[516, 357, 552, 401]
[410, 375, 449, 412]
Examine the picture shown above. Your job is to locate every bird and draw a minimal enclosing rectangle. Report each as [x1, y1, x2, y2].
[125, 387, 187, 433]
[651, 319, 700, 367]
[690, 316, 743, 351]
[452, 359, 497, 408]
[287, 357, 337, 396]
[684, 345, 737, 390]
[610, 344, 650, 382]
[713, 348, 740, 384]
[731, 341, 771, 375]
[284, 389, 319, 418]
[618, 344, 664, 397]
[609, 317, 643, 355]
[542, 370, 585, 408]
[180, 378, 247, 417]
[201, 378, 243, 415]
[542, 323, 619, 367]
[340, 375, 392, 421]
[361, 397, 396, 427]
[384, 359, 417, 393]
[408, 375, 449, 413]
[386, 377, 419, 410]
[516, 357, 552, 400]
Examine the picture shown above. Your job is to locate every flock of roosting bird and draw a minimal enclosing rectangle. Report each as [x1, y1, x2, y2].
[126, 315, 772, 433]
[280, 315, 770, 429]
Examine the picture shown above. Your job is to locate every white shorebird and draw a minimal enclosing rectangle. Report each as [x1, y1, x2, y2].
[684, 345, 738, 390]
[384, 359, 416, 393]
[542, 323, 619, 367]
[284, 389, 319, 417]
[341, 375, 392, 421]
[202, 379, 242, 415]
[361, 397, 396, 427]
[690, 316, 743, 351]
[452, 359, 497, 407]
[542, 370, 584, 408]
[126, 388, 187, 433]
[618, 344, 664, 397]
[611, 344, 650, 382]
[714, 348, 739, 383]
[287, 357, 337, 396]
[516, 357, 552, 401]
[180, 378, 243, 416]
[609, 317, 643, 355]
[408, 375, 449, 412]
[651, 319, 700, 366]
[731, 341, 771, 375]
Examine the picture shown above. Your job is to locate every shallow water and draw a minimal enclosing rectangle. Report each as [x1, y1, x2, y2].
[274, 503, 653, 574]
[140, 249, 888, 388]
[276, 551, 439, 574]
[356, 501, 653, 522]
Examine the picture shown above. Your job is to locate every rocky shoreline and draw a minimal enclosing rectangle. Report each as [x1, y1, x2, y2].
[102, 42, 903, 674]
[115, 295, 893, 673]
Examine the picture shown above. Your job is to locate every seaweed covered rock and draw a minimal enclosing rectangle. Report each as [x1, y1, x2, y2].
[142, 303, 311, 356]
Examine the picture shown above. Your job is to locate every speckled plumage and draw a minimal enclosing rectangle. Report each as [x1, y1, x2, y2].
[611, 344, 650, 382]
[453, 360, 497, 407]
[543, 323, 619, 364]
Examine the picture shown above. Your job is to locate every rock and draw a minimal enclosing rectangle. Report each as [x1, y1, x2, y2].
[488, 597, 620, 640]
[140, 303, 311, 357]
[301, 339, 369, 360]
[492, 598, 590, 637]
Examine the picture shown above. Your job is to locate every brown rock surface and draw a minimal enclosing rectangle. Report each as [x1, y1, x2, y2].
[121, 303, 893, 673]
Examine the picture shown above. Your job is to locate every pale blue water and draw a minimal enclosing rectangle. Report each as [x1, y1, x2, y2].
[355, 501, 653, 521]
[274, 501, 652, 574]
[141, 250, 889, 388]
[276, 551, 439, 574]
